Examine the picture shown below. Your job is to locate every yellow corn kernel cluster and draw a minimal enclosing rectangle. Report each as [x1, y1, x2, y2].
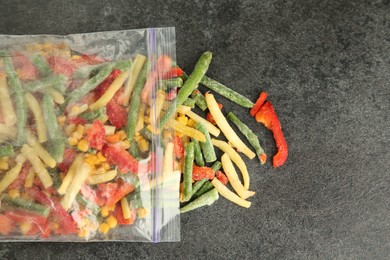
[8, 189, 20, 199]
[19, 222, 32, 235]
[100, 206, 109, 218]
[98, 223, 110, 234]
[176, 115, 188, 126]
[97, 152, 106, 162]
[120, 140, 131, 150]
[138, 139, 149, 153]
[77, 139, 89, 152]
[137, 208, 148, 219]
[0, 157, 9, 170]
[65, 124, 76, 136]
[187, 118, 196, 127]
[68, 124, 86, 146]
[106, 215, 117, 228]
[117, 130, 127, 140]
[57, 115, 67, 126]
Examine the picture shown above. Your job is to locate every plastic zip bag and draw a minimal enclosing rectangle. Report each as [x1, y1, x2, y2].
[0, 28, 180, 242]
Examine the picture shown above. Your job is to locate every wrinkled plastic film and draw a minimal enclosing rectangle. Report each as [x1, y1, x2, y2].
[0, 28, 179, 242]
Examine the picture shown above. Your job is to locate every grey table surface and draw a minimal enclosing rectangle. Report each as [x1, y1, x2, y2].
[0, 0, 389, 259]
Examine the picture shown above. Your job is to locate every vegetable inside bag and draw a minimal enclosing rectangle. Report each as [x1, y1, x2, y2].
[0, 28, 180, 242]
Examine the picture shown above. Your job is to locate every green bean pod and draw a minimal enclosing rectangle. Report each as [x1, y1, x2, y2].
[160, 52, 212, 128]
[191, 90, 208, 111]
[79, 107, 106, 122]
[181, 188, 219, 213]
[31, 54, 51, 77]
[125, 60, 149, 142]
[201, 76, 254, 108]
[192, 138, 205, 167]
[2, 195, 51, 217]
[2, 55, 27, 145]
[182, 97, 196, 108]
[24, 75, 68, 94]
[0, 144, 14, 157]
[183, 142, 195, 202]
[194, 122, 216, 163]
[227, 112, 266, 164]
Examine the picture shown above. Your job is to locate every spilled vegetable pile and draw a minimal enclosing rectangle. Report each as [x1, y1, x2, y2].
[0, 42, 287, 240]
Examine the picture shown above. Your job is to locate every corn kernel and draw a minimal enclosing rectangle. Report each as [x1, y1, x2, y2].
[51, 222, 60, 231]
[97, 152, 106, 162]
[106, 215, 117, 228]
[84, 158, 95, 167]
[177, 115, 188, 126]
[134, 135, 143, 142]
[8, 189, 20, 199]
[120, 140, 131, 150]
[137, 208, 148, 218]
[102, 162, 110, 171]
[176, 131, 183, 138]
[19, 222, 32, 235]
[68, 137, 78, 146]
[76, 125, 85, 137]
[0, 160, 9, 170]
[101, 206, 109, 218]
[77, 139, 89, 152]
[57, 115, 66, 125]
[98, 223, 110, 234]
[70, 105, 80, 115]
[78, 228, 89, 238]
[138, 139, 149, 153]
[65, 124, 76, 136]
[135, 131, 140, 136]
[107, 204, 116, 212]
[187, 119, 196, 127]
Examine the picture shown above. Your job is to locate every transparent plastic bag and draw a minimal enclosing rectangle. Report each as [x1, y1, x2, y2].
[0, 28, 180, 242]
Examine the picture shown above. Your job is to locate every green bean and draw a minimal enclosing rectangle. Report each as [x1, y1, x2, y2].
[192, 138, 205, 166]
[211, 161, 222, 172]
[160, 52, 212, 128]
[2, 195, 51, 217]
[183, 97, 196, 108]
[180, 188, 218, 213]
[113, 59, 133, 71]
[162, 78, 183, 89]
[24, 75, 67, 94]
[125, 60, 149, 142]
[183, 142, 194, 202]
[192, 181, 214, 199]
[129, 140, 139, 158]
[0, 144, 14, 157]
[65, 62, 116, 106]
[201, 76, 254, 108]
[42, 93, 64, 162]
[191, 90, 208, 111]
[194, 122, 216, 163]
[76, 194, 100, 215]
[72, 63, 105, 79]
[2, 54, 27, 145]
[191, 178, 208, 198]
[227, 112, 266, 163]
[79, 107, 106, 122]
[31, 54, 51, 77]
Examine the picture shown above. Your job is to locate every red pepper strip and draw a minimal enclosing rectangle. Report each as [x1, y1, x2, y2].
[114, 203, 136, 225]
[86, 120, 106, 150]
[47, 56, 75, 78]
[141, 55, 173, 103]
[173, 136, 184, 158]
[250, 91, 268, 117]
[0, 214, 14, 235]
[12, 52, 37, 81]
[8, 162, 31, 190]
[215, 171, 228, 185]
[94, 69, 122, 98]
[162, 67, 183, 79]
[106, 98, 127, 128]
[4, 209, 50, 237]
[68, 116, 87, 125]
[255, 101, 288, 167]
[26, 187, 78, 235]
[94, 180, 135, 207]
[102, 144, 139, 174]
[192, 165, 215, 181]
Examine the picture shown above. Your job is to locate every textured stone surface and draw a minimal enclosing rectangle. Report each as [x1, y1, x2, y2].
[0, 0, 389, 259]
